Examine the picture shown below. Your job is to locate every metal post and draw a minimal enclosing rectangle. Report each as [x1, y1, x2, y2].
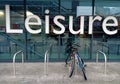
[58, 0, 61, 58]
[44, 50, 48, 76]
[96, 52, 98, 63]
[117, 44, 118, 55]
[90, 0, 95, 59]
[22, 52, 24, 64]
[23, 0, 28, 60]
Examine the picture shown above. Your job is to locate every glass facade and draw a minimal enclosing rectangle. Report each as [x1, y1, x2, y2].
[94, 0, 120, 60]
[0, 0, 120, 62]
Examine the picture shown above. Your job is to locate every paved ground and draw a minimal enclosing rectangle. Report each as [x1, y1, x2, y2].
[0, 62, 120, 84]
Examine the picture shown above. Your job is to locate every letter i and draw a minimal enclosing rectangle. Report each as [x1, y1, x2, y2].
[45, 9, 50, 34]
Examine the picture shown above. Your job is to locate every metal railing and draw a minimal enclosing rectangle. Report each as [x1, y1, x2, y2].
[96, 50, 107, 75]
[13, 50, 24, 77]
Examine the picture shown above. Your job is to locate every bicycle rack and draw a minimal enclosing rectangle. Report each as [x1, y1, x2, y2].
[44, 44, 53, 76]
[13, 50, 24, 77]
[96, 50, 107, 75]
[44, 50, 49, 76]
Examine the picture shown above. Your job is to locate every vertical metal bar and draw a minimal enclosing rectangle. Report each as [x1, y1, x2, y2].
[22, 52, 24, 64]
[42, 6, 44, 16]
[47, 52, 49, 75]
[13, 56, 16, 77]
[92, 0, 95, 15]
[58, 0, 61, 14]
[58, 0, 61, 59]
[96, 52, 98, 63]
[15, 44, 17, 52]
[24, 0, 28, 60]
[90, 0, 95, 60]
[21, 52, 24, 75]
[34, 43, 35, 56]
[117, 44, 119, 55]
[118, 44, 120, 55]
[44, 50, 48, 76]
[102, 43, 103, 52]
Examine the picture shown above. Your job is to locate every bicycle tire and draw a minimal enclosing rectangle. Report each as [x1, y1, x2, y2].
[69, 56, 75, 77]
[78, 58, 87, 80]
[65, 53, 71, 65]
[81, 58, 86, 72]
[81, 67, 87, 80]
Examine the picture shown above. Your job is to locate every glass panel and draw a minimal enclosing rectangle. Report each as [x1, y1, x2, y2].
[73, 0, 92, 60]
[94, 0, 120, 60]
[0, 1, 24, 61]
[26, 0, 60, 61]
[0, 5, 10, 60]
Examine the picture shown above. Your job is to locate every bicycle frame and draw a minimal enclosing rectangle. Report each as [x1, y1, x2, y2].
[68, 48, 87, 80]
[75, 52, 84, 70]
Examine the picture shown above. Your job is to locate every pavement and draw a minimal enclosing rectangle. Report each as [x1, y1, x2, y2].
[0, 62, 120, 84]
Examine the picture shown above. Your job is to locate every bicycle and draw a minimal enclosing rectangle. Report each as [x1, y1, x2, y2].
[65, 43, 87, 80]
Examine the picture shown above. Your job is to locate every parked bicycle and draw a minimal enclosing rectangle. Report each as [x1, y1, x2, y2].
[65, 42, 87, 80]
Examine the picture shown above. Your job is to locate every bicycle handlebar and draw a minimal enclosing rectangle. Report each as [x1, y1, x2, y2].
[72, 43, 81, 47]
[65, 42, 80, 47]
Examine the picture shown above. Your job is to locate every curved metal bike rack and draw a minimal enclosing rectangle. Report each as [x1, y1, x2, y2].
[44, 44, 53, 76]
[13, 50, 24, 77]
[96, 50, 107, 75]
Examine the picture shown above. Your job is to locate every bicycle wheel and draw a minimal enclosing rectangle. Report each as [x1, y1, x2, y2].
[68, 56, 75, 77]
[78, 58, 87, 80]
[65, 53, 71, 65]
[81, 58, 86, 72]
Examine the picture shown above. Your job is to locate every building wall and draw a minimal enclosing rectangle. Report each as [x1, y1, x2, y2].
[0, 0, 120, 62]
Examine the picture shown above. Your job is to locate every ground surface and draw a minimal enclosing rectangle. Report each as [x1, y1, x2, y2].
[0, 62, 120, 84]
